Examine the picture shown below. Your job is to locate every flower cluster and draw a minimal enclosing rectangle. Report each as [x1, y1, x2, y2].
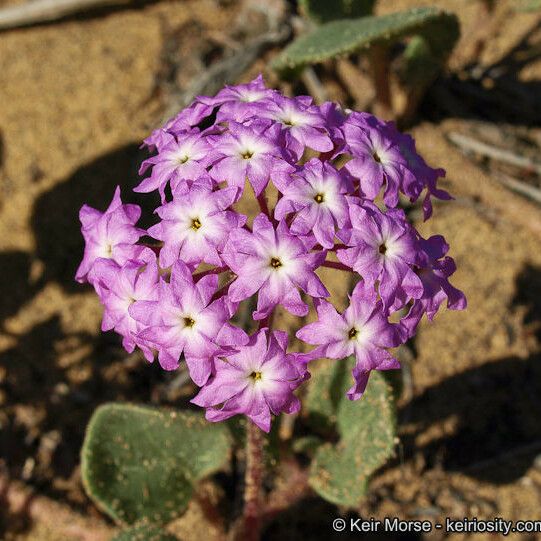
[76, 75, 466, 432]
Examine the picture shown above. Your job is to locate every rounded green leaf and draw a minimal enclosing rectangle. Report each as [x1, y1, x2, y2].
[81, 404, 232, 525]
[304, 359, 350, 435]
[112, 523, 180, 541]
[272, 7, 459, 73]
[306, 359, 396, 507]
[292, 435, 324, 456]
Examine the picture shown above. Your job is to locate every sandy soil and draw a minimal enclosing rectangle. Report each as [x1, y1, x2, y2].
[1, 0, 541, 539]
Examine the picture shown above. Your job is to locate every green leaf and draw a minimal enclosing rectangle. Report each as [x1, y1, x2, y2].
[401, 35, 441, 87]
[272, 7, 459, 73]
[292, 435, 324, 456]
[304, 359, 350, 435]
[306, 359, 396, 507]
[112, 523, 180, 541]
[81, 404, 232, 526]
[299, 0, 375, 23]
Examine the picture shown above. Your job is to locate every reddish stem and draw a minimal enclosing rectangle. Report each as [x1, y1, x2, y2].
[257, 192, 271, 218]
[240, 421, 265, 541]
[312, 243, 347, 252]
[257, 310, 275, 332]
[237, 309, 275, 541]
[138, 241, 163, 257]
[318, 149, 335, 162]
[193, 266, 228, 281]
[321, 261, 351, 272]
[210, 276, 236, 303]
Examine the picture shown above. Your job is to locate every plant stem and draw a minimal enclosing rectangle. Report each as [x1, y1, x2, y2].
[322, 260, 351, 272]
[257, 192, 271, 218]
[241, 421, 265, 541]
[192, 266, 228, 280]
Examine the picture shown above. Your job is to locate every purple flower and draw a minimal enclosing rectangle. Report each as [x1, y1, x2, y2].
[259, 95, 333, 160]
[92, 258, 159, 360]
[148, 184, 245, 268]
[75, 186, 149, 284]
[222, 214, 329, 319]
[274, 158, 352, 248]
[395, 131, 451, 219]
[199, 75, 278, 123]
[342, 113, 407, 207]
[400, 235, 467, 337]
[158, 101, 216, 139]
[136, 130, 213, 200]
[297, 281, 402, 400]
[208, 121, 291, 195]
[421, 172, 452, 221]
[337, 203, 423, 308]
[320, 101, 347, 130]
[76, 76, 466, 421]
[129, 261, 245, 385]
[191, 328, 306, 432]
[142, 128, 173, 153]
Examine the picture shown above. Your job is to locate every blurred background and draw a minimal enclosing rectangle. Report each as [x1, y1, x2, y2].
[0, 0, 541, 539]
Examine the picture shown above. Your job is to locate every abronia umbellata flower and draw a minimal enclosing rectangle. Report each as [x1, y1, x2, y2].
[76, 76, 465, 432]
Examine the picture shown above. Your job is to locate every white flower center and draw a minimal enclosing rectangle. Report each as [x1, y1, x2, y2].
[239, 90, 265, 103]
[99, 242, 114, 258]
[377, 236, 400, 259]
[371, 144, 391, 166]
[276, 106, 308, 128]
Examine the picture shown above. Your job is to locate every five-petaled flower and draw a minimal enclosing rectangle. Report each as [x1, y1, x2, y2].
[222, 214, 328, 320]
[274, 158, 352, 249]
[337, 203, 423, 308]
[297, 281, 402, 400]
[192, 329, 306, 432]
[129, 261, 246, 386]
[148, 184, 245, 268]
[209, 121, 290, 196]
[136, 130, 213, 201]
[75, 186, 150, 285]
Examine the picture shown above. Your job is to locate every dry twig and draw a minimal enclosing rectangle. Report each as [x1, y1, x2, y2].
[413, 123, 541, 237]
[0, 0, 130, 31]
[448, 132, 541, 175]
[495, 171, 541, 205]
[335, 58, 373, 111]
[300, 67, 328, 104]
